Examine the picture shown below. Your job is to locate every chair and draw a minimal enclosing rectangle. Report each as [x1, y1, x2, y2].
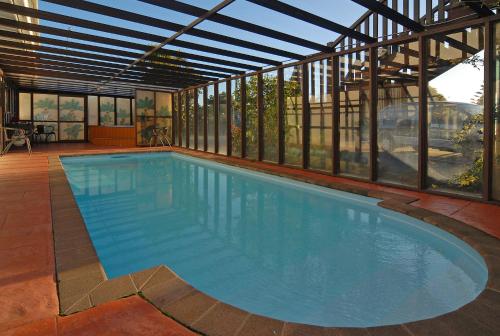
[35, 125, 56, 143]
[1, 127, 32, 156]
[149, 127, 172, 147]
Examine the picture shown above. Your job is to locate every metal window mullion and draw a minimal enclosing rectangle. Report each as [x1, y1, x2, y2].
[226, 80, 232, 156]
[418, 35, 428, 190]
[241, 76, 247, 158]
[185, 91, 190, 148]
[257, 72, 264, 161]
[483, 20, 493, 200]
[302, 62, 310, 169]
[177, 92, 182, 146]
[203, 86, 208, 151]
[171, 93, 176, 145]
[194, 88, 198, 150]
[97, 96, 101, 126]
[392, 0, 398, 37]
[278, 68, 285, 164]
[114, 96, 117, 126]
[214, 83, 219, 153]
[332, 55, 340, 175]
[369, 47, 378, 182]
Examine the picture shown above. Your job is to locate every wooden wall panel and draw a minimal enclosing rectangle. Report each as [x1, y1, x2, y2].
[88, 125, 135, 147]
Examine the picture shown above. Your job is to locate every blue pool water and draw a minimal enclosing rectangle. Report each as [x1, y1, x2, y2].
[61, 152, 487, 327]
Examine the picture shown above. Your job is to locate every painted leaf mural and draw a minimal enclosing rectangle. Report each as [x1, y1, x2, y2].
[33, 94, 58, 121]
[60, 123, 84, 140]
[116, 98, 131, 125]
[156, 92, 172, 117]
[100, 97, 115, 126]
[117, 108, 130, 125]
[60, 97, 84, 121]
[136, 91, 155, 117]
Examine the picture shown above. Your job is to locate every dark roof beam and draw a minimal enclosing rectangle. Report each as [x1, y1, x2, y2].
[0, 2, 285, 65]
[247, 0, 375, 43]
[139, 0, 329, 52]
[0, 40, 229, 79]
[351, 0, 425, 32]
[0, 29, 244, 75]
[43, 0, 303, 60]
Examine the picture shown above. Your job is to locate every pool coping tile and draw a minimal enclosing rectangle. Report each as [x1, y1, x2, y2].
[48, 150, 500, 335]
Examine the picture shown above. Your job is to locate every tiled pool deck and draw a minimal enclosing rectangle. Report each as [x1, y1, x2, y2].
[1, 143, 499, 335]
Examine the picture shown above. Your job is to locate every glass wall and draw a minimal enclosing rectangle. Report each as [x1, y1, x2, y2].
[99, 96, 115, 126]
[231, 78, 242, 157]
[155, 92, 172, 143]
[218, 82, 228, 155]
[197, 88, 205, 150]
[309, 59, 333, 171]
[188, 90, 195, 149]
[88, 96, 98, 126]
[283, 65, 303, 166]
[494, 23, 500, 201]
[171, 22, 499, 202]
[377, 41, 420, 186]
[427, 27, 484, 196]
[263, 71, 279, 162]
[19, 93, 31, 120]
[180, 91, 187, 147]
[207, 84, 216, 153]
[136, 91, 155, 146]
[116, 98, 131, 125]
[33, 93, 58, 141]
[173, 93, 178, 145]
[339, 50, 371, 178]
[246, 75, 258, 159]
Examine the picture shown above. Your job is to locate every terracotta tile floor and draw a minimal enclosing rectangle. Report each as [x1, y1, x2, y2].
[0, 143, 499, 335]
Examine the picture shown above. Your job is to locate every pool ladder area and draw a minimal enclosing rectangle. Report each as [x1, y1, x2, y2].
[149, 127, 172, 148]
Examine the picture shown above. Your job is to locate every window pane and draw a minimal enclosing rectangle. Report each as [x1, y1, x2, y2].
[88, 96, 98, 126]
[131, 99, 135, 124]
[197, 88, 205, 150]
[136, 91, 154, 146]
[60, 122, 84, 140]
[188, 90, 195, 149]
[427, 27, 484, 196]
[172, 94, 178, 145]
[218, 82, 227, 155]
[283, 65, 303, 166]
[19, 93, 31, 120]
[60, 96, 84, 122]
[309, 59, 333, 172]
[377, 42, 420, 186]
[99, 97, 115, 126]
[33, 94, 58, 121]
[494, 24, 500, 200]
[263, 71, 279, 162]
[180, 91, 187, 148]
[207, 85, 216, 153]
[339, 50, 370, 178]
[231, 79, 242, 157]
[156, 92, 172, 117]
[116, 98, 131, 125]
[34, 122, 58, 142]
[246, 75, 258, 160]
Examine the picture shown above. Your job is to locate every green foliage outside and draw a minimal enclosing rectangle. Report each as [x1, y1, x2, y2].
[448, 112, 484, 192]
[228, 72, 301, 160]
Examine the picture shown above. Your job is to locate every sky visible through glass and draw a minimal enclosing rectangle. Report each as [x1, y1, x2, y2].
[37, 0, 373, 69]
